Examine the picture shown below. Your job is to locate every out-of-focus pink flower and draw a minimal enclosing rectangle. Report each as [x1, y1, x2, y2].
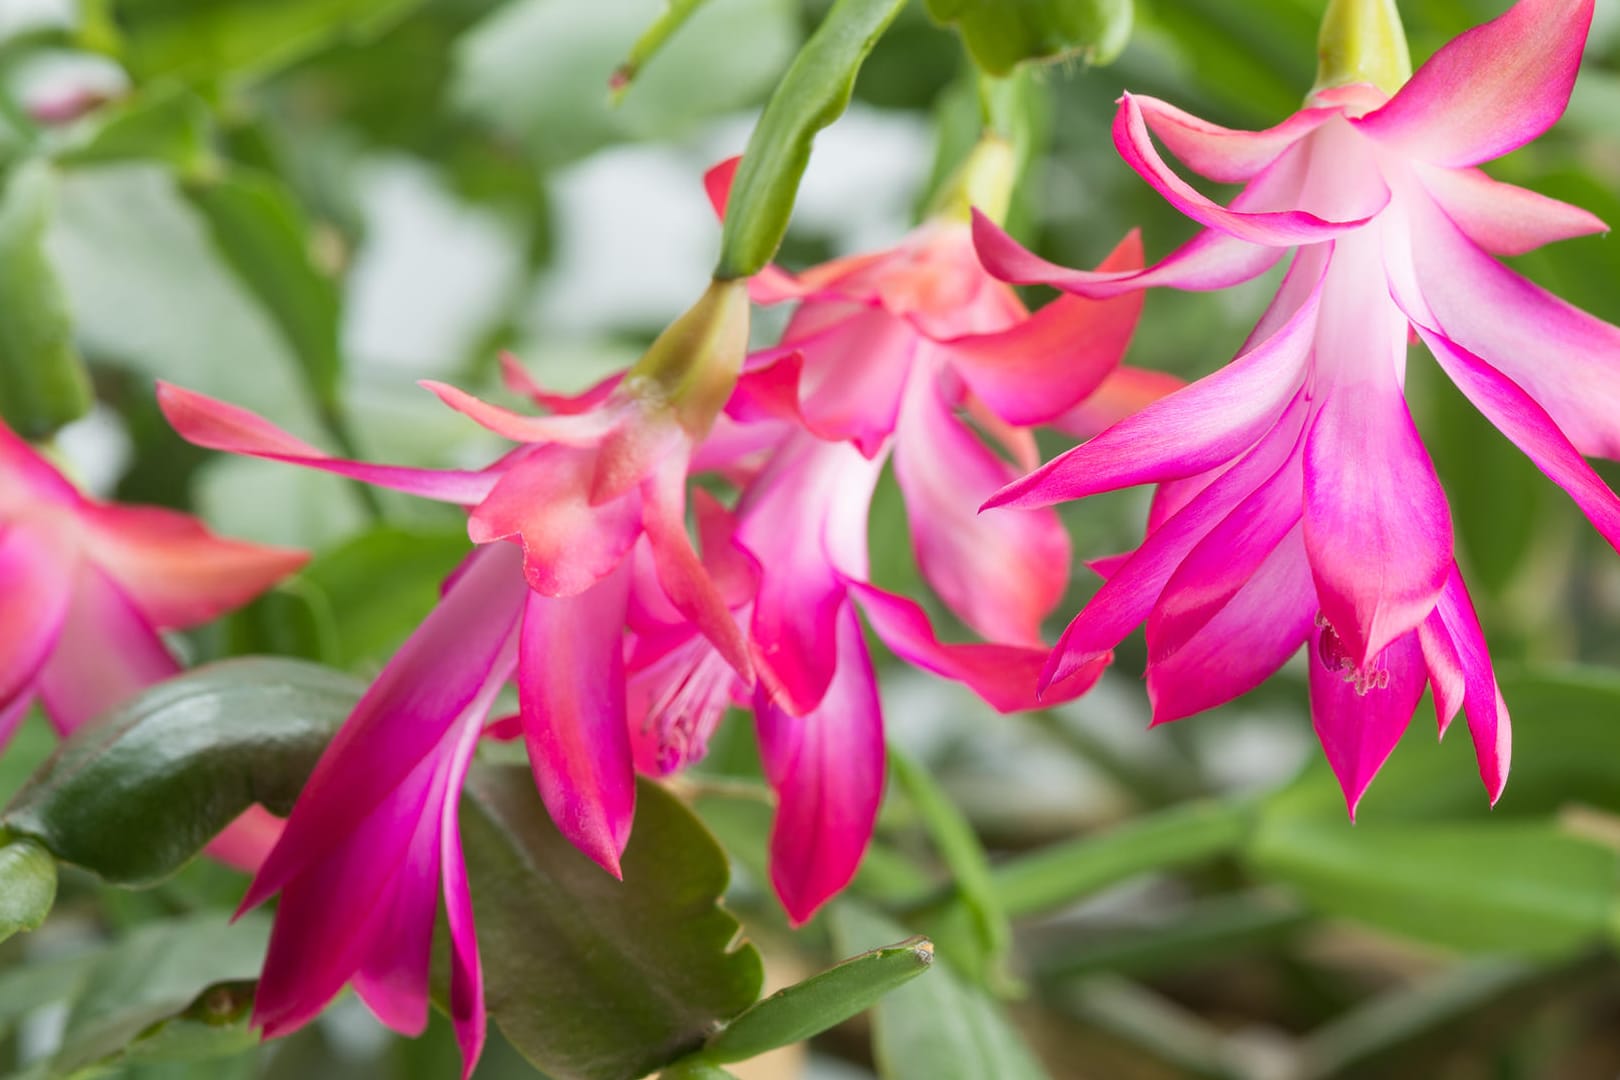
[0, 421, 305, 868]
[696, 152, 1163, 921]
[975, 0, 1614, 811]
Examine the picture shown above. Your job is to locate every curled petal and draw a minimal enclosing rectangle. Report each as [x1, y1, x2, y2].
[1422, 566, 1511, 802]
[499, 352, 621, 414]
[941, 230, 1144, 426]
[1135, 94, 1341, 183]
[1308, 627, 1428, 818]
[421, 380, 619, 447]
[157, 383, 500, 505]
[519, 561, 636, 878]
[850, 584, 1104, 712]
[1115, 93, 1387, 245]
[1353, 0, 1594, 167]
[756, 602, 884, 925]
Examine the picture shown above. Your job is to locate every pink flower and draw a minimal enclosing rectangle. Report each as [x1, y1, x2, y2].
[974, 0, 1613, 811]
[159, 280, 752, 1075]
[693, 155, 1165, 921]
[0, 420, 305, 867]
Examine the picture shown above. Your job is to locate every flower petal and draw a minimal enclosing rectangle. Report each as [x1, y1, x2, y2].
[243, 543, 524, 912]
[756, 601, 883, 925]
[499, 352, 620, 414]
[519, 560, 636, 877]
[157, 382, 500, 504]
[1115, 94, 1387, 245]
[1352, 0, 1593, 168]
[1414, 162, 1607, 256]
[1048, 366, 1185, 441]
[80, 503, 305, 629]
[1146, 527, 1315, 724]
[0, 526, 72, 714]
[940, 230, 1144, 426]
[1135, 94, 1342, 183]
[985, 262, 1321, 511]
[783, 305, 917, 457]
[849, 583, 1105, 711]
[420, 380, 618, 447]
[893, 375, 1068, 645]
[36, 565, 176, 734]
[1308, 627, 1428, 817]
[973, 212, 1283, 298]
[468, 445, 643, 597]
[738, 434, 882, 715]
[1426, 565, 1510, 802]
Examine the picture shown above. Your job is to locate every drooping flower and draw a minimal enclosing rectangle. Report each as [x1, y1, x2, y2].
[973, 0, 1614, 810]
[159, 278, 752, 1075]
[0, 420, 305, 867]
[695, 144, 1168, 920]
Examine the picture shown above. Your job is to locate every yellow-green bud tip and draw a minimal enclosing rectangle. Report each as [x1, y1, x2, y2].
[1313, 0, 1412, 99]
[928, 134, 1017, 227]
[626, 278, 750, 438]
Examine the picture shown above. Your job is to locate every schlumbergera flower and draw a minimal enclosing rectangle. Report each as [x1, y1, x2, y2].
[973, 0, 1618, 810]
[0, 420, 305, 867]
[684, 145, 1173, 921]
[158, 278, 752, 1075]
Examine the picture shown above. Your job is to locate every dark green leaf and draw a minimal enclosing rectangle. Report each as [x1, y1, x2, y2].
[925, 0, 1133, 76]
[714, 0, 909, 279]
[700, 936, 933, 1063]
[832, 904, 1050, 1080]
[3, 658, 361, 886]
[0, 837, 56, 943]
[114, 0, 427, 84]
[182, 167, 343, 414]
[0, 160, 92, 438]
[461, 767, 764, 1080]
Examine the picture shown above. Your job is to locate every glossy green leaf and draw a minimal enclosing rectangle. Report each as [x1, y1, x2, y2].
[0, 160, 92, 438]
[0, 837, 56, 943]
[1247, 818, 1617, 956]
[114, 0, 426, 84]
[924, 0, 1133, 76]
[460, 767, 764, 1080]
[832, 904, 1050, 1080]
[182, 167, 343, 417]
[700, 936, 933, 1063]
[3, 658, 361, 886]
[714, 0, 908, 279]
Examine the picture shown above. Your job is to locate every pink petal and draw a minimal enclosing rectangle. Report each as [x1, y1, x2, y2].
[1352, 0, 1594, 168]
[893, 376, 1068, 645]
[1135, 94, 1341, 183]
[1115, 94, 1387, 245]
[79, 503, 305, 629]
[419, 380, 618, 446]
[1414, 162, 1607, 256]
[1405, 196, 1620, 459]
[36, 566, 177, 734]
[986, 264, 1322, 511]
[1417, 326, 1620, 553]
[518, 560, 636, 877]
[1146, 528, 1315, 724]
[203, 807, 286, 875]
[0, 527, 73, 713]
[1424, 565, 1511, 802]
[639, 457, 753, 682]
[0, 424, 79, 506]
[1042, 396, 1310, 688]
[940, 231, 1144, 426]
[1049, 366, 1185, 441]
[243, 543, 524, 911]
[783, 305, 917, 457]
[972, 211, 1283, 297]
[467, 445, 643, 597]
[1308, 626, 1428, 817]
[499, 352, 621, 414]
[849, 583, 1105, 711]
[737, 434, 882, 715]
[157, 383, 500, 504]
[756, 602, 883, 924]
[439, 717, 487, 1078]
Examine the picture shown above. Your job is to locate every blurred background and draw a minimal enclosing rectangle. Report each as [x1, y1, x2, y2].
[5, 0, 1620, 1077]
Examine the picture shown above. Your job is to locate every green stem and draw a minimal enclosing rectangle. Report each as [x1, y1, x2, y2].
[611, 0, 717, 100]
